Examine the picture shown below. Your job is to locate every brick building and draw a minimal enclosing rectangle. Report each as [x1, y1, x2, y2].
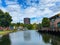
[49, 13, 60, 30]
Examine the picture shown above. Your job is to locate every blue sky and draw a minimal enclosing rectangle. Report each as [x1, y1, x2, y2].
[0, 0, 60, 24]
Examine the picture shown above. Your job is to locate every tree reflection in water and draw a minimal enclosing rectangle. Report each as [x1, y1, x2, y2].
[24, 31, 31, 41]
[51, 36, 60, 45]
[41, 33, 60, 45]
[0, 34, 11, 45]
[42, 33, 51, 43]
[51, 39, 57, 45]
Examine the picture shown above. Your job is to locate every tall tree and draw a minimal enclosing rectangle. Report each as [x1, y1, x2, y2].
[42, 17, 50, 27]
[24, 24, 33, 30]
[0, 9, 12, 27]
[32, 23, 37, 30]
[37, 23, 42, 30]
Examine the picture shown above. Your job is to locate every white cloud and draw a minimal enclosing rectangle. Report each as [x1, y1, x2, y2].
[5, 5, 22, 23]
[23, 7, 37, 17]
[0, 7, 7, 12]
[5, 0, 18, 6]
[55, 0, 60, 2]
[5, 0, 22, 23]
[24, 7, 36, 14]
[1, 0, 60, 24]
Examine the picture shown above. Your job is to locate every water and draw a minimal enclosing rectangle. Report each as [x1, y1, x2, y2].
[0, 30, 60, 45]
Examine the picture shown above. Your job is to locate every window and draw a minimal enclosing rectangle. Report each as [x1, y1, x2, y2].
[51, 19, 54, 22]
[57, 22, 60, 28]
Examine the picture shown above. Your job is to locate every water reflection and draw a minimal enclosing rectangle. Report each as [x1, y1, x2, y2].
[9, 30, 46, 45]
[0, 34, 11, 45]
[24, 31, 31, 41]
[51, 36, 60, 45]
[40, 33, 60, 45]
[0, 30, 60, 45]
[42, 33, 51, 43]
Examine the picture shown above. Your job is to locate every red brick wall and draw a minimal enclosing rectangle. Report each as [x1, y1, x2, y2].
[50, 18, 60, 28]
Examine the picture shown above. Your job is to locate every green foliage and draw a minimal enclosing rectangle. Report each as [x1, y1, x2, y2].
[24, 24, 33, 30]
[10, 23, 38, 30]
[42, 17, 50, 27]
[0, 34, 11, 45]
[42, 34, 51, 43]
[0, 9, 12, 27]
[20, 23, 24, 27]
[16, 23, 20, 27]
[32, 23, 37, 30]
[37, 23, 42, 29]
[10, 23, 16, 27]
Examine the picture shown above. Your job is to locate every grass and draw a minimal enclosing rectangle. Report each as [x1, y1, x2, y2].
[0, 30, 16, 35]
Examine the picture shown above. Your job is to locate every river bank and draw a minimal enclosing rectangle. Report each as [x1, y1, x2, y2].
[0, 30, 17, 35]
[38, 30, 60, 36]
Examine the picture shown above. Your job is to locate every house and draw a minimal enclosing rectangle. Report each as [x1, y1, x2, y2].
[0, 27, 3, 30]
[17, 26, 24, 31]
[0, 27, 10, 30]
[49, 13, 60, 31]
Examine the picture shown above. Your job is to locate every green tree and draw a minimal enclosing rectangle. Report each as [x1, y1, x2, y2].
[42, 17, 50, 27]
[20, 23, 24, 27]
[27, 24, 33, 30]
[32, 23, 37, 30]
[0, 9, 12, 27]
[24, 24, 33, 30]
[16, 23, 20, 27]
[37, 23, 42, 30]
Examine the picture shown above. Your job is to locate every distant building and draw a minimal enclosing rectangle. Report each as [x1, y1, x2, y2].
[24, 18, 30, 24]
[49, 13, 60, 30]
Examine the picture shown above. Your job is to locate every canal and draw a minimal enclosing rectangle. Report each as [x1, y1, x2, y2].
[0, 30, 60, 45]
